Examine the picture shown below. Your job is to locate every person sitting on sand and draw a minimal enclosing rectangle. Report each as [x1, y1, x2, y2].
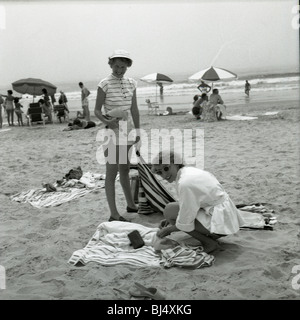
[64, 118, 96, 130]
[151, 150, 246, 253]
[192, 93, 208, 120]
[209, 88, 225, 121]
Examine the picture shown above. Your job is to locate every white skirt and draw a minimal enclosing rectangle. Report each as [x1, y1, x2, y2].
[196, 194, 246, 235]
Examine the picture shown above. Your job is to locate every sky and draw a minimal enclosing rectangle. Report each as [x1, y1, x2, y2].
[0, 0, 299, 87]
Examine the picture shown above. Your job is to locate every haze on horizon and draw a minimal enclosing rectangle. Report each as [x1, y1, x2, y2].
[0, 0, 299, 88]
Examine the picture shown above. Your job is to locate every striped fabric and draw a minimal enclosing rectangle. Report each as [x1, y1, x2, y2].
[98, 74, 137, 113]
[136, 155, 176, 215]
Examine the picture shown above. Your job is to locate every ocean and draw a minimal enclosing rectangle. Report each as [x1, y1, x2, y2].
[3, 72, 300, 114]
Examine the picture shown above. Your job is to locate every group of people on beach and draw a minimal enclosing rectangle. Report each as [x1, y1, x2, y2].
[0, 49, 251, 254]
[0, 89, 70, 128]
[91, 49, 247, 254]
[192, 87, 226, 121]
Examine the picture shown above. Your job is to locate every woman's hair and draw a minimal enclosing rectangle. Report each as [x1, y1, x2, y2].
[193, 95, 199, 102]
[108, 57, 132, 67]
[42, 88, 48, 94]
[73, 118, 82, 126]
[38, 99, 45, 104]
[7, 90, 13, 95]
[152, 150, 185, 168]
[212, 88, 219, 94]
[13, 97, 20, 103]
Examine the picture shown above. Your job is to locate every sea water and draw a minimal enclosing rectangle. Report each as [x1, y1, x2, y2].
[5, 72, 300, 115]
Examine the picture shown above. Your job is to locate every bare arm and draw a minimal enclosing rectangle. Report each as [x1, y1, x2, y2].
[130, 90, 140, 142]
[94, 87, 118, 129]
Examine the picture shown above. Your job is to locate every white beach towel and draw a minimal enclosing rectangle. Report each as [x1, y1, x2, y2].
[68, 221, 215, 269]
[68, 221, 161, 267]
[10, 172, 106, 208]
[226, 115, 258, 121]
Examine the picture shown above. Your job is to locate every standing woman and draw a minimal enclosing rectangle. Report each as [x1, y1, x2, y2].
[41, 88, 53, 123]
[94, 49, 140, 222]
[3, 90, 15, 126]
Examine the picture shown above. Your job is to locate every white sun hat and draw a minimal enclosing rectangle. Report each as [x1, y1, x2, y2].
[109, 49, 132, 63]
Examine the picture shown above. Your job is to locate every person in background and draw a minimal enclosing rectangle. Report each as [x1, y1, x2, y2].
[209, 88, 225, 121]
[58, 90, 69, 112]
[0, 94, 4, 128]
[192, 93, 208, 120]
[64, 118, 96, 131]
[245, 80, 251, 97]
[38, 98, 52, 123]
[94, 49, 140, 222]
[151, 150, 246, 253]
[79, 82, 91, 121]
[2, 90, 15, 126]
[41, 88, 53, 122]
[197, 81, 211, 94]
[13, 97, 24, 126]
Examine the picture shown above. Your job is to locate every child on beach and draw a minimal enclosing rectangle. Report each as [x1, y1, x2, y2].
[151, 151, 246, 253]
[13, 97, 24, 126]
[94, 49, 140, 222]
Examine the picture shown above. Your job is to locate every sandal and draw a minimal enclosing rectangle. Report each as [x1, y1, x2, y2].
[126, 206, 138, 213]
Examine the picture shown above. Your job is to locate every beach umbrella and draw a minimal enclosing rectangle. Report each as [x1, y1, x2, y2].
[140, 73, 173, 101]
[188, 66, 237, 89]
[12, 78, 57, 99]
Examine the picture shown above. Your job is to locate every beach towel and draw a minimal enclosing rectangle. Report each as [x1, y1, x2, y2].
[68, 221, 215, 269]
[160, 246, 215, 269]
[135, 154, 176, 215]
[226, 115, 258, 121]
[10, 172, 106, 208]
[237, 203, 277, 230]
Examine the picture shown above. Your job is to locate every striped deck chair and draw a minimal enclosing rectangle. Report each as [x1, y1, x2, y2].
[132, 152, 176, 215]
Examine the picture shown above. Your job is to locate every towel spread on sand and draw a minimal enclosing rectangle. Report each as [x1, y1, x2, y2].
[226, 115, 258, 121]
[68, 221, 215, 269]
[237, 203, 277, 230]
[160, 246, 215, 269]
[10, 172, 106, 208]
[68, 221, 161, 267]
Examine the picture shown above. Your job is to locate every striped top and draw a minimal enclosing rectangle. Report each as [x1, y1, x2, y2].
[98, 74, 137, 114]
[98, 74, 137, 144]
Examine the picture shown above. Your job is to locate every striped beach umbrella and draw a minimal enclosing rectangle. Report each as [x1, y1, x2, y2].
[140, 73, 173, 102]
[189, 66, 237, 89]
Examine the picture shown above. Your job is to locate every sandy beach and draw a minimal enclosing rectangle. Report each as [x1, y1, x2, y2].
[0, 96, 299, 301]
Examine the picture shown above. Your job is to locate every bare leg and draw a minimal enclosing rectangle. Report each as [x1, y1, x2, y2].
[104, 144, 121, 219]
[162, 202, 222, 253]
[118, 145, 137, 210]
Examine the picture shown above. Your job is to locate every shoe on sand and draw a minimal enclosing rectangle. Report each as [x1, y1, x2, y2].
[129, 282, 165, 300]
[126, 206, 138, 213]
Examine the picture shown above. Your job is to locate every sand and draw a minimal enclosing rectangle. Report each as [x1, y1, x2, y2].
[0, 98, 299, 301]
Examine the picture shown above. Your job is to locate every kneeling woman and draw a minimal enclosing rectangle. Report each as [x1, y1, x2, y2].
[151, 151, 246, 253]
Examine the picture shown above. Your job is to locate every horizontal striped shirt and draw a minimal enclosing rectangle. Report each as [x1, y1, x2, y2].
[98, 74, 137, 114]
[98, 74, 137, 145]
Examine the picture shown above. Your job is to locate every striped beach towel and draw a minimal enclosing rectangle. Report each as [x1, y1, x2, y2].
[68, 221, 161, 267]
[135, 153, 176, 215]
[10, 172, 106, 208]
